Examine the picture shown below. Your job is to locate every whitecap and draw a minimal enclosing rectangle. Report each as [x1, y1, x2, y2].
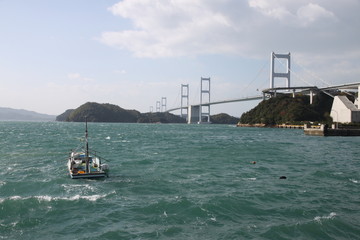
[79, 194, 105, 202]
[314, 212, 336, 224]
[10, 196, 22, 200]
[349, 179, 358, 183]
[105, 136, 111, 140]
[244, 178, 257, 181]
[35, 195, 53, 202]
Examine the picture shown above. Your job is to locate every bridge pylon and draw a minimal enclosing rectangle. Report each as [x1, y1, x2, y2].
[161, 97, 167, 112]
[199, 77, 211, 123]
[156, 101, 161, 112]
[270, 52, 291, 89]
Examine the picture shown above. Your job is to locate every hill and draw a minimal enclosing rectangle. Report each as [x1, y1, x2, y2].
[239, 93, 333, 125]
[210, 113, 239, 124]
[57, 102, 186, 123]
[56, 109, 74, 121]
[58, 102, 141, 122]
[0, 107, 55, 121]
[137, 112, 186, 123]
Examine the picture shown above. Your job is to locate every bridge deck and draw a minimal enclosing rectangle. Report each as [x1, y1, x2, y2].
[167, 95, 263, 112]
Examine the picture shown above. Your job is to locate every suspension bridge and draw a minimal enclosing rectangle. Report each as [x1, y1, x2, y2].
[152, 52, 360, 124]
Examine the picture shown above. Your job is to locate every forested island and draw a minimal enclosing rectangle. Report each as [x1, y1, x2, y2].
[56, 102, 185, 123]
[238, 92, 334, 126]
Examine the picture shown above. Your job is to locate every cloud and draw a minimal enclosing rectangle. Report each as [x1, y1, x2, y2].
[296, 3, 336, 26]
[248, 0, 292, 20]
[101, 0, 243, 58]
[248, 1, 336, 26]
[100, 0, 358, 58]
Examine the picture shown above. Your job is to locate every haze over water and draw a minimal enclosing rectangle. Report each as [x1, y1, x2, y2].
[1, 122, 359, 239]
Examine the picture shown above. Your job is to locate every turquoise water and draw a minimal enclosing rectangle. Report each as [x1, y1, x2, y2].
[0, 121, 360, 239]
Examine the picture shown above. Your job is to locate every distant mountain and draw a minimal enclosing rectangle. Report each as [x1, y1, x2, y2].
[0, 107, 55, 121]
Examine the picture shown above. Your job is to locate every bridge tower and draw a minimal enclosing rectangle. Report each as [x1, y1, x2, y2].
[180, 84, 189, 120]
[270, 52, 291, 89]
[156, 101, 161, 112]
[161, 97, 167, 112]
[199, 77, 211, 123]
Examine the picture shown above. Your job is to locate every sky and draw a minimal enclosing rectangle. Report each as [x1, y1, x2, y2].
[0, 0, 359, 117]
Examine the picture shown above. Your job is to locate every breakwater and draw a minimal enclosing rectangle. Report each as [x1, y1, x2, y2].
[304, 124, 360, 136]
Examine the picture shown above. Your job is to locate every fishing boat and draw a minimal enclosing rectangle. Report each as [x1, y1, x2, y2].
[67, 120, 109, 179]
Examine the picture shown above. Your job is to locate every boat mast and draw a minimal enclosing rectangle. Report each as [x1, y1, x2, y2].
[85, 118, 90, 173]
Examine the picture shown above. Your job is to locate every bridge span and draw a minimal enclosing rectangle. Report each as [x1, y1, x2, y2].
[166, 95, 264, 112]
[166, 95, 264, 124]
[160, 52, 360, 124]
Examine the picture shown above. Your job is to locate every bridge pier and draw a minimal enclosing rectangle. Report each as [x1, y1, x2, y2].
[358, 85, 360, 109]
[187, 105, 200, 124]
[310, 90, 314, 104]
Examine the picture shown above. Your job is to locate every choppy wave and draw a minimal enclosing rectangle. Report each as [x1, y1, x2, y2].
[1, 122, 360, 239]
[314, 212, 337, 223]
[0, 191, 116, 203]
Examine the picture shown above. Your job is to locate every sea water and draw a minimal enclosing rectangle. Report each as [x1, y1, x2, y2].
[0, 121, 359, 239]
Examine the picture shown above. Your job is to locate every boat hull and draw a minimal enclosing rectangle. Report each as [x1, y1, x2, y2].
[68, 152, 108, 179]
[69, 172, 107, 179]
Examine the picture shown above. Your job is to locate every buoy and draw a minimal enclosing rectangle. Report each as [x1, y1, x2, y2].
[279, 176, 287, 179]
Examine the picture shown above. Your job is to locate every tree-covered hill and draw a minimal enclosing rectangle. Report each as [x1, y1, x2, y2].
[56, 109, 74, 121]
[239, 93, 333, 125]
[137, 112, 186, 123]
[56, 102, 186, 123]
[210, 113, 239, 124]
[57, 102, 140, 122]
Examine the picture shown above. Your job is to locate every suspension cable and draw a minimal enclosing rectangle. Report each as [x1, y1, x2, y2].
[292, 58, 331, 87]
[274, 55, 314, 86]
[241, 60, 268, 94]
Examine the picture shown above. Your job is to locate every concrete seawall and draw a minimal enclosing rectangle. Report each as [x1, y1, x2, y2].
[304, 124, 360, 136]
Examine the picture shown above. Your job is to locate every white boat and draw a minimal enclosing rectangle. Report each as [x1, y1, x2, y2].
[67, 120, 109, 179]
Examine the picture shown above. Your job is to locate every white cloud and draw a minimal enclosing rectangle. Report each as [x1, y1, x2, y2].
[248, 0, 336, 26]
[100, 0, 358, 59]
[297, 3, 336, 26]
[248, 0, 292, 20]
[101, 0, 240, 58]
